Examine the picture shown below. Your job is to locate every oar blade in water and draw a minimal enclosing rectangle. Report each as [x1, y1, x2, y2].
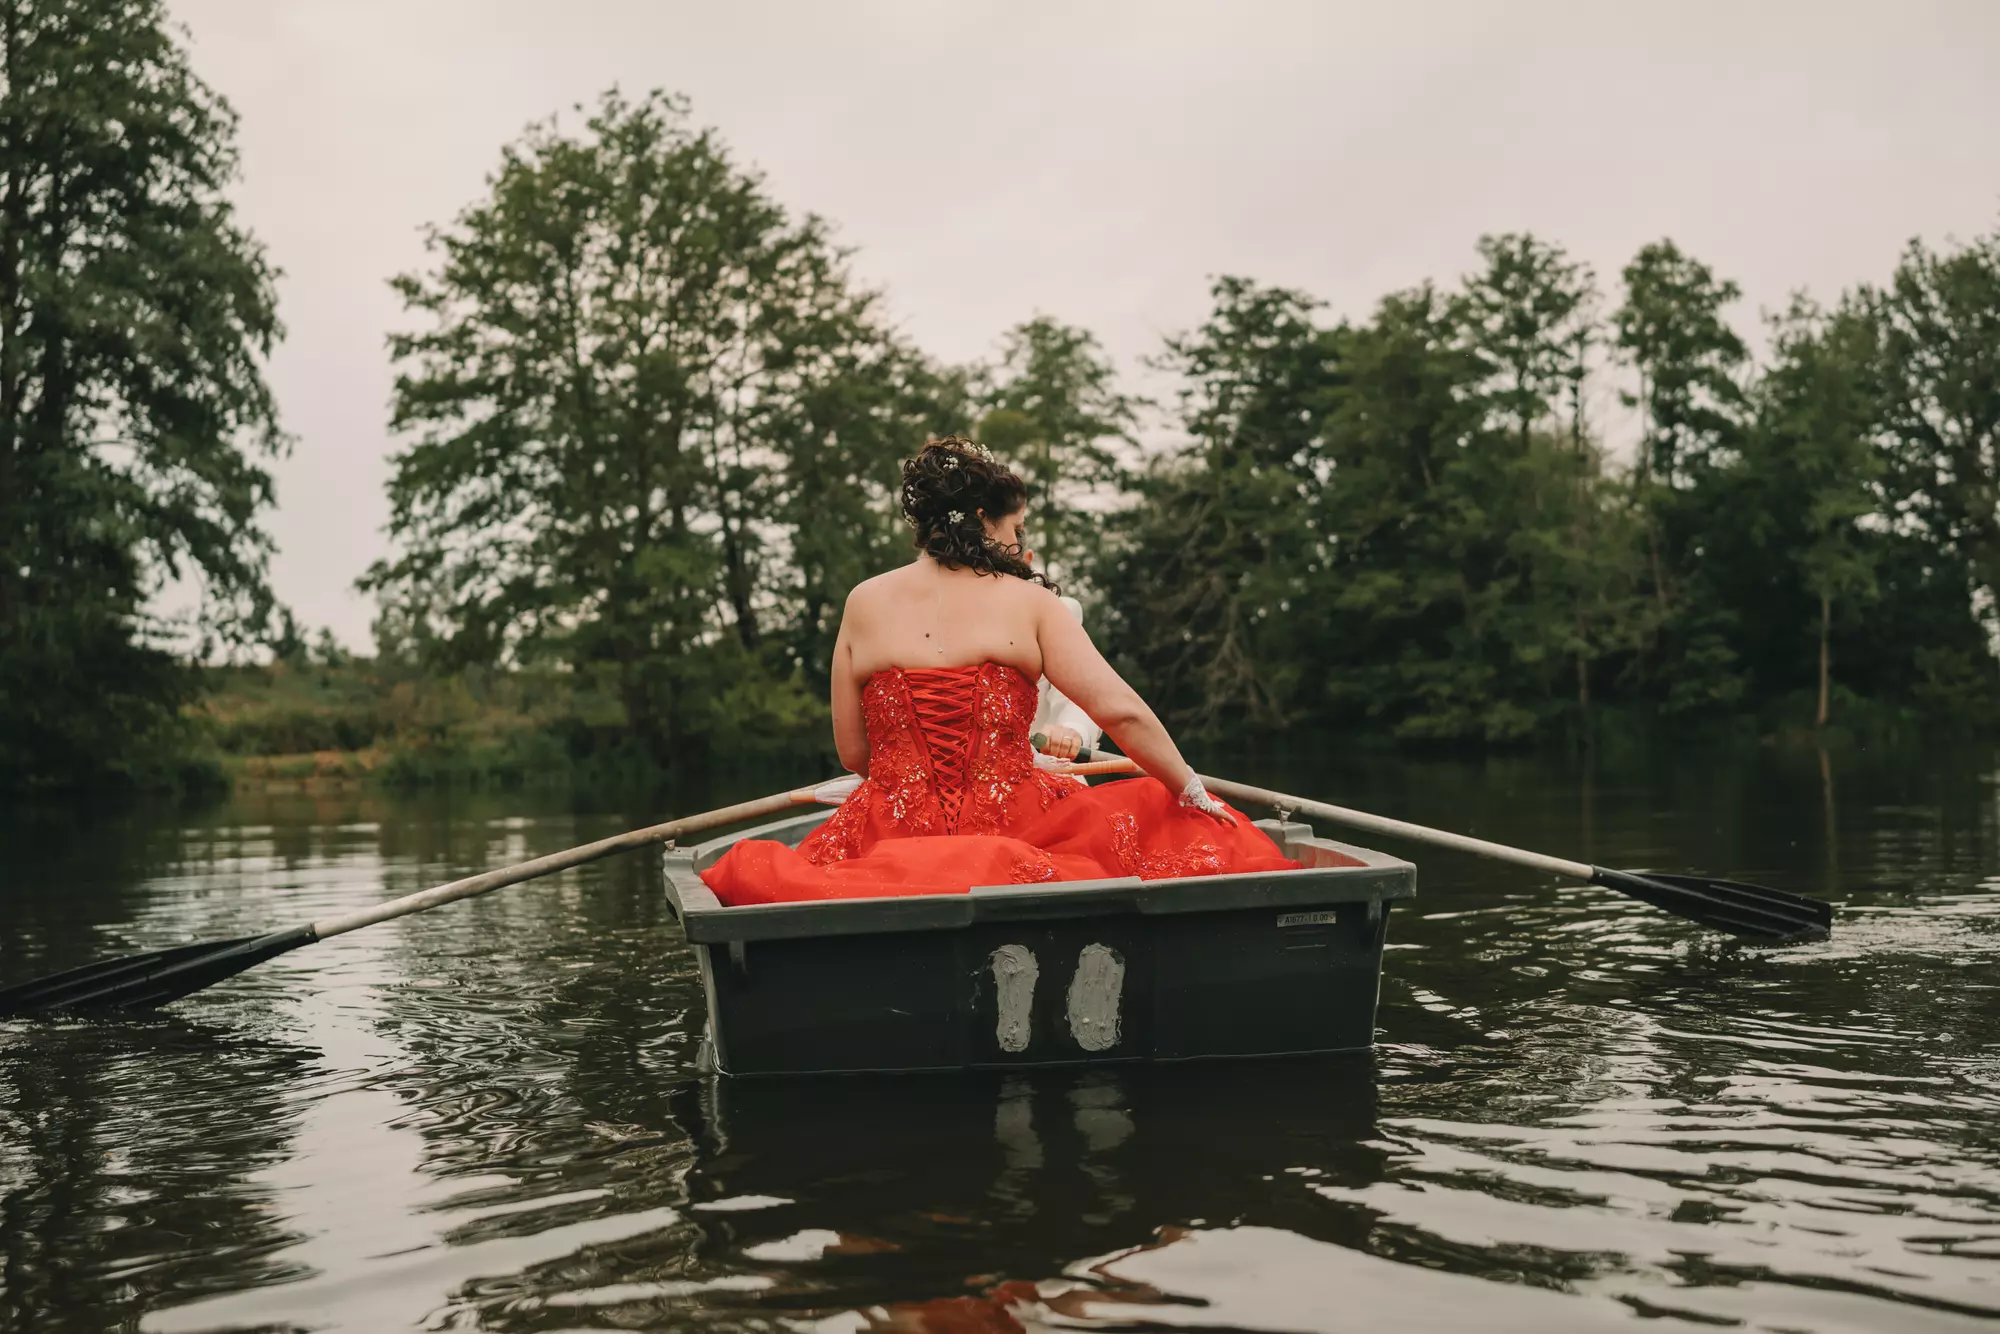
[0, 926, 316, 1018]
[1590, 867, 1832, 943]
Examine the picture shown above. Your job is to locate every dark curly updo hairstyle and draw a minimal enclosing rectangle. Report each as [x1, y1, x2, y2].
[900, 436, 1055, 589]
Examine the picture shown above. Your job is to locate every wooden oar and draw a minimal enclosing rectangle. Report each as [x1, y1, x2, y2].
[1028, 736, 1832, 944]
[0, 784, 830, 1018]
[1195, 775, 1832, 944]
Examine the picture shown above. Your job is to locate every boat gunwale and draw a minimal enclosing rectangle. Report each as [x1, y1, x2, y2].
[661, 811, 1415, 944]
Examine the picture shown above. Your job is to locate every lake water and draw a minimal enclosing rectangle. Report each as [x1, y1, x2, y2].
[2, 740, 1997, 1332]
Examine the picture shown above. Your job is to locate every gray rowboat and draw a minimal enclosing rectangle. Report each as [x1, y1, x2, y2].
[662, 812, 1414, 1077]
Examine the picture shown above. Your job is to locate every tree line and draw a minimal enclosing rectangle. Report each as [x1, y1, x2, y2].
[369, 90, 2000, 756]
[2, 0, 1995, 788]
[1104, 235, 2000, 744]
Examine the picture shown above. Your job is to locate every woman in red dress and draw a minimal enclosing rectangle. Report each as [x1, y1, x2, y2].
[700, 438, 1295, 906]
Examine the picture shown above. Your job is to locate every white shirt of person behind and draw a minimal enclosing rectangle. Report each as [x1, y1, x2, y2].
[1033, 595, 1101, 771]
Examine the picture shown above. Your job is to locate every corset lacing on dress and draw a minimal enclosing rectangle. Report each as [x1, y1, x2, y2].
[902, 667, 979, 831]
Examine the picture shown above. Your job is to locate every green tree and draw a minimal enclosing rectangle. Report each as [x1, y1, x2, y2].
[1616, 240, 1748, 489]
[1740, 297, 1884, 725]
[0, 0, 284, 790]
[363, 90, 938, 759]
[1319, 284, 1640, 740]
[1460, 232, 1598, 451]
[1315, 283, 1510, 739]
[1456, 234, 1622, 715]
[1871, 224, 2000, 642]
[1613, 240, 1752, 715]
[975, 315, 1136, 589]
[1094, 278, 1336, 735]
[1102, 268, 1648, 747]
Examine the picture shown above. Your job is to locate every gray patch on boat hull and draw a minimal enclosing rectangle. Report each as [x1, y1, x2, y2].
[1065, 944, 1125, 1052]
[989, 944, 1039, 1053]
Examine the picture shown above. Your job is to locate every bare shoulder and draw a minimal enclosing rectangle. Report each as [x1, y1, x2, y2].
[1009, 580, 1081, 645]
[843, 566, 910, 614]
[1012, 578, 1067, 618]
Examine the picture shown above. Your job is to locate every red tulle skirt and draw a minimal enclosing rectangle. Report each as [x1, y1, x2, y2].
[700, 776, 1298, 906]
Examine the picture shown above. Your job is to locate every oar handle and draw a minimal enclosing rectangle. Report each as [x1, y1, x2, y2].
[1195, 775, 1594, 881]
[1030, 732, 1141, 777]
[1030, 731, 1100, 763]
[309, 786, 821, 941]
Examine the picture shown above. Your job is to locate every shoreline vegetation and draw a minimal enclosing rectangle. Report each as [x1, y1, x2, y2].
[191, 651, 838, 795]
[190, 652, 1952, 800]
[4, 4, 1999, 797]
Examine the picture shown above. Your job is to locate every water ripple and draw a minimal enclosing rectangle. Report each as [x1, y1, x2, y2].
[4, 755, 2000, 1332]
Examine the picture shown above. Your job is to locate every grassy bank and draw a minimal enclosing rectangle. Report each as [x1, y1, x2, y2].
[193, 654, 1963, 801]
[193, 657, 831, 794]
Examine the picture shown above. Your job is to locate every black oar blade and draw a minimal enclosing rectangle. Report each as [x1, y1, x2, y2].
[1591, 867, 1832, 944]
[0, 925, 317, 1018]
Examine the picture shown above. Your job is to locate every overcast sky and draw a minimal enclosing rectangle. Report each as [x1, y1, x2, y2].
[164, 0, 2000, 650]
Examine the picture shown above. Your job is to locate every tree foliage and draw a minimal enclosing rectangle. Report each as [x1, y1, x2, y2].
[975, 315, 1135, 589]
[1093, 278, 1335, 733]
[0, 0, 283, 790]
[1096, 256, 1646, 745]
[13, 36, 1996, 788]
[362, 91, 955, 760]
[323, 87, 2000, 756]
[1088, 223, 2000, 743]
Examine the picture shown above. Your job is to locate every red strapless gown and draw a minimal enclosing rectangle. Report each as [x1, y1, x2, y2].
[700, 663, 1297, 905]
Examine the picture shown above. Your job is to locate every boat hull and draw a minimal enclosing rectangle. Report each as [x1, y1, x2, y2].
[662, 812, 1414, 1077]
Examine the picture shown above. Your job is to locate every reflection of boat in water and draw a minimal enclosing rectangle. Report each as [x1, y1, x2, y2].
[683, 1059, 1600, 1334]
[662, 811, 1415, 1076]
[678, 1056, 1383, 1276]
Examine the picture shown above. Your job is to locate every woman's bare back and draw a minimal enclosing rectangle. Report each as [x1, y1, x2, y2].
[826, 554, 1212, 812]
[841, 559, 1048, 682]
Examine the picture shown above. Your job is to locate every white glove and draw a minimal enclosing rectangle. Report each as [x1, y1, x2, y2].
[1178, 774, 1233, 823]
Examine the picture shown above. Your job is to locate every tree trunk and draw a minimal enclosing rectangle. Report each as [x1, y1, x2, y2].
[1815, 591, 1831, 727]
[1646, 520, 1669, 614]
[718, 509, 761, 649]
[0, 6, 21, 632]
[619, 662, 669, 762]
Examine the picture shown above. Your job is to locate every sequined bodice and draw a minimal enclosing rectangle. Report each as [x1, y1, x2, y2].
[860, 662, 1043, 835]
[790, 661, 1078, 866]
[706, 659, 1297, 894]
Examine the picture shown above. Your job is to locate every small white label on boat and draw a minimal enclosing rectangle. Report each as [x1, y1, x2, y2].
[1278, 911, 1339, 928]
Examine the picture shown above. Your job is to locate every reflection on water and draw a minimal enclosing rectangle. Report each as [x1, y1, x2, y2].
[2, 742, 1998, 1332]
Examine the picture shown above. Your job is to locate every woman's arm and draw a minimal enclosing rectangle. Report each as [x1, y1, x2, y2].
[1033, 594, 1101, 757]
[1045, 689, 1100, 750]
[1035, 594, 1201, 795]
[830, 597, 869, 776]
